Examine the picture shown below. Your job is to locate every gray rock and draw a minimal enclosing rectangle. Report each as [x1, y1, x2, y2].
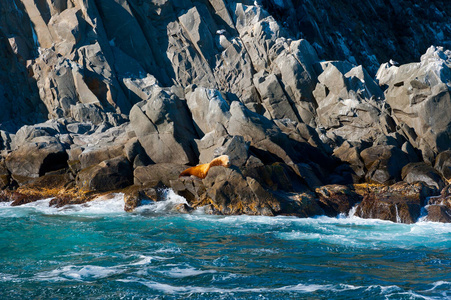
[186, 87, 231, 137]
[361, 145, 411, 185]
[5, 138, 68, 183]
[130, 89, 199, 165]
[314, 61, 386, 144]
[134, 163, 187, 188]
[197, 134, 249, 167]
[76, 156, 133, 192]
[401, 162, 446, 191]
[384, 46, 451, 155]
[434, 150, 451, 180]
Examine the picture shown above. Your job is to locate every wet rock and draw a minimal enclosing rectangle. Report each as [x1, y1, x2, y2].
[174, 203, 195, 214]
[355, 182, 436, 223]
[315, 185, 361, 217]
[0, 159, 10, 189]
[401, 162, 446, 191]
[10, 192, 42, 206]
[123, 185, 158, 212]
[49, 195, 88, 208]
[424, 205, 451, 223]
[422, 184, 451, 223]
[77, 156, 133, 192]
[198, 167, 321, 217]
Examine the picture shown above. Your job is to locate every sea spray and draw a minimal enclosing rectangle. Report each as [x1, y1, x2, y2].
[0, 194, 450, 299]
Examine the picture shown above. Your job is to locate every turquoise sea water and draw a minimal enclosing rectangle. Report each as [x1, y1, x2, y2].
[0, 190, 450, 299]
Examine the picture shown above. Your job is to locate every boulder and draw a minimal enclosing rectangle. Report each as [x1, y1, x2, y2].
[129, 89, 199, 165]
[197, 134, 249, 168]
[314, 61, 387, 144]
[76, 156, 133, 192]
[332, 141, 365, 181]
[434, 150, 451, 180]
[5, 138, 68, 184]
[123, 185, 158, 212]
[355, 182, 436, 223]
[424, 205, 451, 223]
[401, 162, 446, 191]
[360, 145, 410, 185]
[316, 184, 361, 217]
[243, 162, 310, 193]
[199, 167, 322, 217]
[384, 46, 451, 155]
[134, 163, 187, 187]
[79, 144, 124, 169]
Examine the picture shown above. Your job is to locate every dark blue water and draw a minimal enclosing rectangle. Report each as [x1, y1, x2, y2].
[1, 191, 450, 299]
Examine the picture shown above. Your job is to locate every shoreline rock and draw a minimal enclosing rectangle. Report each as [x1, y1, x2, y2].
[0, 1, 451, 223]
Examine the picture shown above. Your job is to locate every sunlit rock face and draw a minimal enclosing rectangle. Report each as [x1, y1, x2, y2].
[0, 0, 450, 221]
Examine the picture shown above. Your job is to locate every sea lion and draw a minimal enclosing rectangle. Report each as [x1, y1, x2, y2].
[179, 155, 231, 179]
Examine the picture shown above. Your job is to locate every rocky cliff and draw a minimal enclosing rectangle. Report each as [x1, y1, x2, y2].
[1, 0, 451, 222]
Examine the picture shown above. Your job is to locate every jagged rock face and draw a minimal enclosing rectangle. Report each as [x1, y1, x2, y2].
[1, 0, 323, 130]
[381, 46, 451, 160]
[2, 0, 451, 223]
[263, 0, 451, 75]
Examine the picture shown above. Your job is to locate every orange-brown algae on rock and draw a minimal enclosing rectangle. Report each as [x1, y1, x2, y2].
[179, 155, 231, 179]
[351, 183, 385, 196]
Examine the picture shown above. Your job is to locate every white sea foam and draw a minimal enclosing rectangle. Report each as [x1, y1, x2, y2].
[35, 265, 123, 282]
[128, 255, 171, 266]
[0, 273, 19, 282]
[424, 281, 451, 292]
[120, 279, 366, 295]
[158, 266, 217, 278]
[0, 194, 126, 216]
[134, 189, 188, 214]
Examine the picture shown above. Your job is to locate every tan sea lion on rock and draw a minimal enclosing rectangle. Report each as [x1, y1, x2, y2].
[179, 155, 231, 179]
